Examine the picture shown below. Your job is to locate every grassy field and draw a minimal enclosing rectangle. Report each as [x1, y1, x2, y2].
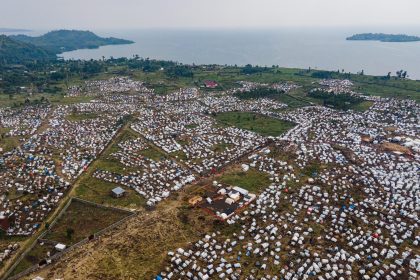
[74, 126, 146, 209]
[43, 199, 131, 245]
[11, 243, 56, 276]
[0, 236, 27, 252]
[171, 150, 188, 161]
[139, 147, 167, 161]
[75, 177, 146, 209]
[0, 126, 20, 152]
[219, 167, 271, 193]
[21, 185, 241, 280]
[1, 65, 419, 110]
[212, 142, 233, 153]
[274, 93, 312, 108]
[11, 200, 132, 276]
[351, 100, 374, 112]
[65, 112, 99, 122]
[215, 112, 296, 137]
[0, 135, 20, 152]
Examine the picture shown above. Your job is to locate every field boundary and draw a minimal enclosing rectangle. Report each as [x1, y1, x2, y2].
[3, 197, 136, 280]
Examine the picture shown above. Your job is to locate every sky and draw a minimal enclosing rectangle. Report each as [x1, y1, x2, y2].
[1, 0, 420, 30]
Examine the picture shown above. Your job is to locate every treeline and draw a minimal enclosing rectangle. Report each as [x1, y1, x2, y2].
[241, 64, 271, 75]
[0, 59, 107, 93]
[235, 87, 283, 100]
[0, 57, 198, 94]
[309, 90, 363, 110]
[0, 35, 56, 64]
[127, 57, 176, 72]
[164, 65, 194, 78]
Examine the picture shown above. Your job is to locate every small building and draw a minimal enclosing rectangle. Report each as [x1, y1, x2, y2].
[188, 196, 203, 206]
[54, 243, 66, 252]
[203, 80, 218, 89]
[232, 186, 249, 196]
[111, 187, 126, 198]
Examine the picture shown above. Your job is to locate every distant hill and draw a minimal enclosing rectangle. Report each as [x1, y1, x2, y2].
[10, 30, 134, 54]
[0, 35, 55, 64]
[347, 33, 420, 42]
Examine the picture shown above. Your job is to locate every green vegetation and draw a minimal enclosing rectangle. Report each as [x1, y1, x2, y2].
[171, 150, 188, 161]
[11, 30, 133, 54]
[1, 56, 419, 103]
[235, 87, 312, 109]
[10, 243, 55, 276]
[0, 236, 26, 252]
[0, 35, 55, 64]
[0, 127, 20, 152]
[274, 93, 311, 108]
[351, 100, 374, 112]
[139, 147, 167, 161]
[235, 87, 283, 99]
[347, 33, 420, 42]
[72, 127, 146, 209]
[212, 142, 233, 153]
[220, 168, 271, 193]
[11, 200, 132, 276]
[308, 90, 365, 111]
[215, 112, 296, 137]
[76, 177, 146, 209]
[44, 199, 131, 245]
[164, 65, 194, 78]
[241, 64, 271, 75]
[185, 124, 199, 129]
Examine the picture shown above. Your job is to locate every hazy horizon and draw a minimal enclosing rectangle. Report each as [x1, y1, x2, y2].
[1, 0, 420, 30]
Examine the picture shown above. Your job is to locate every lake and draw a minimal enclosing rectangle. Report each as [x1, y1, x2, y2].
[55, 28, 420, 80]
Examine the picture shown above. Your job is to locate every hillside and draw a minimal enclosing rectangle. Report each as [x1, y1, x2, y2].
[0, 35, 55, 64]
[347, 33, 420, 42]
[10, 30, 134, 54]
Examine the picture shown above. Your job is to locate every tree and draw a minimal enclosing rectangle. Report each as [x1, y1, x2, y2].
[66, 227, 75, 239]
[396, 70, 406, 79]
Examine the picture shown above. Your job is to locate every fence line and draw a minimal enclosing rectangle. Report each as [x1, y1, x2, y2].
[4, 198, 136, 280]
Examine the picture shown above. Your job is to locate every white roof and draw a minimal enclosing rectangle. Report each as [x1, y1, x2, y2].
[55, 243, 66, 250]
[112, 186, 126, 195]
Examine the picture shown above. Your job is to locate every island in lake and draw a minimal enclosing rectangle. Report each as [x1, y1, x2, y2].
[347, 33, 420, 42]
[10, 30, 134, 54]
[0, 28, 31, 33]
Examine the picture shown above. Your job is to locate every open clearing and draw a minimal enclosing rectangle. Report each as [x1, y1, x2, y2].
[43, 199, 131, 245]
[219, 167, 271, 193]
[23, 191, 238, 280]
[11, 199, 132, 277]
[215, 112, 295, 137]
[75, 177, 146, 209]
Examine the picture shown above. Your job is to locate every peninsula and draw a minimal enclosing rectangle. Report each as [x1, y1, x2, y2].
[10, 29, 134, 54]
[347, 33, 420, 42]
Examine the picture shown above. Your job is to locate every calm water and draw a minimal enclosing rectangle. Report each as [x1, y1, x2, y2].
[21, 28, 420, 79]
